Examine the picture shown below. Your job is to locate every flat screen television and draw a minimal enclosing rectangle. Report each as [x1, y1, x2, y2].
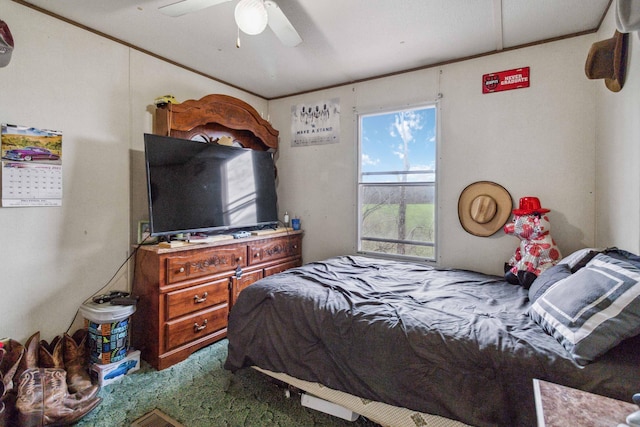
[143, 133, 278, 237]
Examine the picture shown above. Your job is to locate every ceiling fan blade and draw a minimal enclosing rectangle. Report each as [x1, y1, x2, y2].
[265, 1, 302, 47]
[159, 0, 232, 17]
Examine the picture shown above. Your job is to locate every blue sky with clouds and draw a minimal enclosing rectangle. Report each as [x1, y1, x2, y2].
[360, 106, 436, 182]
[2, 124, 62, 137]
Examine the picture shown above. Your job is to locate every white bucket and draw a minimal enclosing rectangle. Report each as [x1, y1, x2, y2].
[79, 302, 136, 364]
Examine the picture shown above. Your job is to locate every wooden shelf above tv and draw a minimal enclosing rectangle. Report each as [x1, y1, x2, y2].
[154, 94, 279, 152]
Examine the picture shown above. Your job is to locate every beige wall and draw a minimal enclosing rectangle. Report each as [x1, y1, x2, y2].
[0, 0, 267, 342]
[270, 35, 598, 275]
[595, 6, 640, 254]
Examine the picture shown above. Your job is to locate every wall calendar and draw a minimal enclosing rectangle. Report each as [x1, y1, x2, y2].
[1, 124, 63, 207]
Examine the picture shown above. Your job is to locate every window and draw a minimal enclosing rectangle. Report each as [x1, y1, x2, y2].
[358, 105, 437, 261]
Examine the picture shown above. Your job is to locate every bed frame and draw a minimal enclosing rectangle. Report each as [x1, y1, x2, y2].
[255, 367, 470, 427]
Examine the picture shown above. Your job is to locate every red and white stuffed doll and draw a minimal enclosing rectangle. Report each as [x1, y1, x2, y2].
[503, 197, 562, 288]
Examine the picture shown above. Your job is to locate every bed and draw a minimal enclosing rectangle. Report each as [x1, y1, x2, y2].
[224, 251, 640, 427]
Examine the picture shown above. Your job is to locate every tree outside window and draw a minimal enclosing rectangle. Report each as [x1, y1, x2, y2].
[358, 105, 437, 261]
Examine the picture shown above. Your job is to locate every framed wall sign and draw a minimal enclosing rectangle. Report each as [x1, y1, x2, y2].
[291, 98, 340, 147]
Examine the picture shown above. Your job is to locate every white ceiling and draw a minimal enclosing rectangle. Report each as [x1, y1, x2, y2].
[15, 0, 611, 99]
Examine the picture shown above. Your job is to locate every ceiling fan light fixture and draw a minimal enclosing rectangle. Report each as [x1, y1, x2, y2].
[235, 0, 268, 35]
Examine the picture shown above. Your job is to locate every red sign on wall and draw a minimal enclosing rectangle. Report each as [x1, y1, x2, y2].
[482, 67, 530, 94]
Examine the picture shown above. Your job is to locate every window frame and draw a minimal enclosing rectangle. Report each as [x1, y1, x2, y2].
[356, 102, 439, 263]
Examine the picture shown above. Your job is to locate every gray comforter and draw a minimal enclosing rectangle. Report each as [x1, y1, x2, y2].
[224, 256, 640, 426]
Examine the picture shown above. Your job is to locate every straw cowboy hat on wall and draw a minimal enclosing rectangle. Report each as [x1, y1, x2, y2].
[458, 181, 513, 237]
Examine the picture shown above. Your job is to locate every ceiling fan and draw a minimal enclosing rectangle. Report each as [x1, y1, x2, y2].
[159, 0, 302, 47]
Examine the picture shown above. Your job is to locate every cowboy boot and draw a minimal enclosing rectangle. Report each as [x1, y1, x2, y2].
[0, 339, 25, 427]
[15, 332, 39, 382]
[0, 381, 4, 418]
[0, 349, 5, 419]
[38, 336, 64, 370]
[0, 339, 24, 395]
[62, 330, 94, 393]
[16, 368, 101, 427]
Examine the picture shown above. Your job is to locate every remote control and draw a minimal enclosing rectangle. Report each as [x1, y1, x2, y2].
[93, 291, 130, 304]
[110, 296, 139, 306]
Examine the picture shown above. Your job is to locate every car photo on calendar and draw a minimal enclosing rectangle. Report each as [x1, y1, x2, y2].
[3, 146, 60, 162]
[1, 124, 62, 165]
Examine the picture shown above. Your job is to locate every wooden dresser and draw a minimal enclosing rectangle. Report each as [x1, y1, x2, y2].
[131, 230, 302, 370]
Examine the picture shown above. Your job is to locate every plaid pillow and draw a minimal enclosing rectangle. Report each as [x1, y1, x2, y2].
[529, 253, 640, 365]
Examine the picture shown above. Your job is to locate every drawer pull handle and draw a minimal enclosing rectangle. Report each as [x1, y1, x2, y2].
[193, 292, 208, 304]
[178, 267, 185, 273]
[237, 256, 243, 262]
[194, 319, 208, 332]
[254, 253, 260, 258]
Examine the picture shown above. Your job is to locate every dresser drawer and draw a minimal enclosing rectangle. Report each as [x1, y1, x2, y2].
[248, 235, 301, 265]
[232, 270, 263, 302]
[164, 305, 228, 351]
[264, 259, 301, 277]
[166, 246, 246, 284]
[165, 278, 229, 320]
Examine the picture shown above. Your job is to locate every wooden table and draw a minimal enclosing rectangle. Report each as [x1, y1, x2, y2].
[533, 379, 637, 427]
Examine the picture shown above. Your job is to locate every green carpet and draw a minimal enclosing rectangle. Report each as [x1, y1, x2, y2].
[75, 340, 380, 427]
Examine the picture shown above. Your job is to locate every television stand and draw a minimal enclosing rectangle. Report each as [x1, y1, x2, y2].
[131, 229, 303, 370]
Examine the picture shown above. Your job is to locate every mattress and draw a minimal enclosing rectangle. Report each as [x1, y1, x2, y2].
[225, 255, 640, 426]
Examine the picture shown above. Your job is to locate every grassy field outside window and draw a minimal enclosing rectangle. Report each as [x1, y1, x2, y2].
[358, 105, 437, 261]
